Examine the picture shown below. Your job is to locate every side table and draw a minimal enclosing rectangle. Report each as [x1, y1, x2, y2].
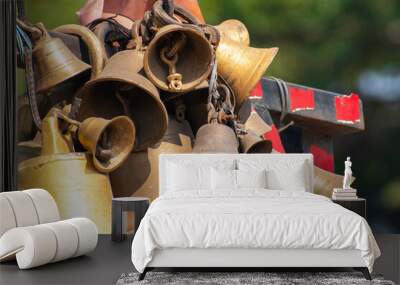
[112, 197, 150, 242]
[332, 198, 366, 219]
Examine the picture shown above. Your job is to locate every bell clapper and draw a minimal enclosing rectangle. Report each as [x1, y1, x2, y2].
[160, 33, 187, 91]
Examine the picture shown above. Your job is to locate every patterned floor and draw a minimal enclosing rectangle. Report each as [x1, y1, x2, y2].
[117, 271, 396, 285]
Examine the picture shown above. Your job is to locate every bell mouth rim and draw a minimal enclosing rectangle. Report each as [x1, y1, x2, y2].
[78, 77, 169, 153]
[143, 24, 214, 93]
[90, 116, 136, 173]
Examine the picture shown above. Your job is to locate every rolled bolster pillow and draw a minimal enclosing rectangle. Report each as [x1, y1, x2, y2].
[0, 218, 98, 269]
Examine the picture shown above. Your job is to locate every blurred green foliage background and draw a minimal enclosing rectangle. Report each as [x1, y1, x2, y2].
[22, 0, 400, 232]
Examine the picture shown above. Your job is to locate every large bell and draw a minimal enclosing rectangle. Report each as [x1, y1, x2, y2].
[192, 123, 239, 153]
[239, 130, 272, 153]
[77, 50, 168, 151]
[110, 115, 194, 201]
[144, 24, 213, 93]
[216, 19, 250, 46]
[18, 111, 113, 234]
[244, 109, 272, 136]
[78, 116, 135, 173]
[33, 23, 91, 93]
[216, 37, 278, 111]
[314, 166, 355, 197]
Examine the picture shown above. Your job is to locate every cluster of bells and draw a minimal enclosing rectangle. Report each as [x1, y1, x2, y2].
[17, 0, 279, 233]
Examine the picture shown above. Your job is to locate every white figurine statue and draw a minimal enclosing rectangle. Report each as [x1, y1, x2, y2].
[343, 157, 353, 190]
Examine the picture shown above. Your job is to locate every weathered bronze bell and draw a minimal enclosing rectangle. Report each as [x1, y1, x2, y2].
[244, 109, 272, 136]
[239, 130, 272, 153]
[18, 111, 113, 233]
[216, 19, 250, 46]
[110, 115, 194, 200]
[77, 50, 168, 151]
[53, 24, 107, 78]
[33, 23, 91, 93]
[144, 24, 213, 93]
[78, 116, 135, 173]
[216, 37, 279, 111]
[192, 123, 239, 153]
[314, 166, 355, 197]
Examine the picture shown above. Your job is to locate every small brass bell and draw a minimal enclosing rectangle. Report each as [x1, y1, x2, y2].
[78, 50, 168, 151]
[144, 24, 213, 93]
[216, 37, 278, 111]
[239, 130, 272, 153]
[78, 116, 135, 173]
[192, 123, 239, 154]
[216, 19, 250, 46]
[32, 23, 91, 93]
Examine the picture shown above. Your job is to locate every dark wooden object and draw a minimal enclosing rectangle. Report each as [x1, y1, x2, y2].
[332, 198, 367, 219]
[112, 197, 150, 242]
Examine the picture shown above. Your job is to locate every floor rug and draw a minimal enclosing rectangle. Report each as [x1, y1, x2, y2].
[116, 271, 396, 285]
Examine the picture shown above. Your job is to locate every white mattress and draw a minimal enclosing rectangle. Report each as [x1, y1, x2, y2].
[131, 190, 380, 273]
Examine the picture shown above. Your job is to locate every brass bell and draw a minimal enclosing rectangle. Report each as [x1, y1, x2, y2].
[77, 49, 168, 151]
[144, 24, 213, 93]
[32, 23, 91, 93]
[216, 19, 250, 46]
[239, 130, 272, 153]
[244, 109, 272, 136]
[314, 166, 355, 198]
[192, 123, 239, 153]
[216, 37, 278, 111]
[78, 116, 135, 173]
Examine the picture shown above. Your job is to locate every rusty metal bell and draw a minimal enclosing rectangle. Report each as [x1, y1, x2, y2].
[216, 37, 279, 111]
[216, 19, 250, 46]
[239, 130, 272, 153]
[77, 50, 168, 151]
[144, 24, 213, 93]
[192, 123, 239, 153]
[33, 23, 91, 93]
[78, 116, 135, 173]
[18, 110, 113, 233]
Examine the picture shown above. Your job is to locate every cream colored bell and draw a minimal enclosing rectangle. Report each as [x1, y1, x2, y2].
[216, 19, 250, 46]
[216, 37, 278, 111]
[18, 111, 113, 234]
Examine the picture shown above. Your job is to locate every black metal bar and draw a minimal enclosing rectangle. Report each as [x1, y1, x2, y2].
[0, 0, 17, 192]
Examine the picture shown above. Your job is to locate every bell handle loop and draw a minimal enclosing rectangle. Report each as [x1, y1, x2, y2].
[16, 19, 44, 41]
[52, 109, 81, 127]
[130, 20, 143, 51]
[53, 24, 106, 79]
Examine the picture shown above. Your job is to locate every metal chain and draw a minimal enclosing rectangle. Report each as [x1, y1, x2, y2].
[24, 48, 42, 130]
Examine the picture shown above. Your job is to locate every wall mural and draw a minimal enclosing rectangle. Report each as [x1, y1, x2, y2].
[16, 0, 365, 233]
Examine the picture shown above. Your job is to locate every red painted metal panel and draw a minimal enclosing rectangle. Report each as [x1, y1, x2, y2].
[309, 144, 334, 172]
[249, 81, 263, 99]
[263, 125, 285, 153]
[335, 93, 361, 124]
[289, 87, 315, 112]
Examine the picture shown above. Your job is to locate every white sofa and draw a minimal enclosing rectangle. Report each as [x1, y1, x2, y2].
[0, 189, 98, 269]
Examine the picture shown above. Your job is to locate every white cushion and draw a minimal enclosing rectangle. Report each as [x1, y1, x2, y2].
[23, 189, 60, 224]
[167, 163, 212, 191]
[0, 218, 97, 269]
[238, 159, 308, 191]
[0, 192, 39, 227]
[0, 196, 17, 237]
[212, 168, 237, 190]
[236, 169, 268, 189]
